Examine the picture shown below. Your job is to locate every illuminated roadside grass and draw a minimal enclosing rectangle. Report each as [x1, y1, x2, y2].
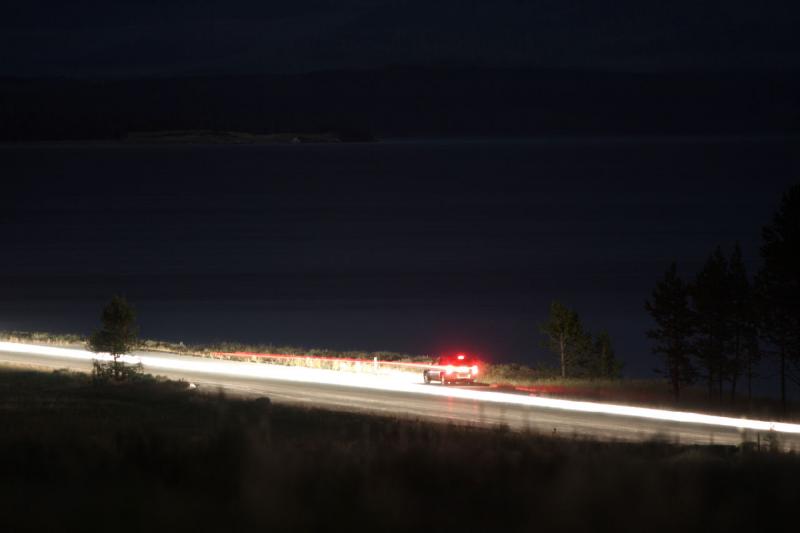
[1, 331, 795, 421]
[0, 366, 798, 533]
[0, 330, 430, 362]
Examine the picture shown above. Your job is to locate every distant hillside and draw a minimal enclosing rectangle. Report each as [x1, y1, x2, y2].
[1, 68, 798, 142]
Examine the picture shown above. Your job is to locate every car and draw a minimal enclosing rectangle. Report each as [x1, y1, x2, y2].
[423, 354, 479, 385]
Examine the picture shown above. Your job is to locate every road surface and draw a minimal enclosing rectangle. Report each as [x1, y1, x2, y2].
[1, 343, 798, 449]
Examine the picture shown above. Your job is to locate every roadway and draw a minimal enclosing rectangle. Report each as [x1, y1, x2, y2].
[1, 343, 798, 449]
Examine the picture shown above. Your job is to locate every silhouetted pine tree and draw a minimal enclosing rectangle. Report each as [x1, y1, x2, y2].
[727, 243, 759, 401]
[691, 248, 732, 400]
[757, 184, 800, 412]
[590, 330, 623, 379]
[540, 301, 592, 378]
[646, 263, 695, 401]
[88, 295, 139, 380]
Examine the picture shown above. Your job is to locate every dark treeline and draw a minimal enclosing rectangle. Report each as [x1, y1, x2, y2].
[647, 185, 800, 410]
[1, 68, 799, 141]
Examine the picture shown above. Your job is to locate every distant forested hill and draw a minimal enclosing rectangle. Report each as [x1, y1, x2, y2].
[1, 68, 798, 141]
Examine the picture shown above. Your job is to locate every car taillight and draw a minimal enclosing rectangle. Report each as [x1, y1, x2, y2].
[446, 365, 454, 375]
[471, 365, 479, 375]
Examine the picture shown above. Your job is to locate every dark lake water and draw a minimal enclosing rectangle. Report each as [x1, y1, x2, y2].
[1, 137, 798, 378]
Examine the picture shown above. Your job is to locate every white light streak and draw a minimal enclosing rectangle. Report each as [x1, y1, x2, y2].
[2, 341, 799, 435]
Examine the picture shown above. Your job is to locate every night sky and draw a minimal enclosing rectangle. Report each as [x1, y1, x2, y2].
[2, 1, 800, 77]
[2, 2, 799, 379]
[3, 140, 798, 378]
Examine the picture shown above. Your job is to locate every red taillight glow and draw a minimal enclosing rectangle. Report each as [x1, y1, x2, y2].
[471, 365, 479, 375]
[457, 354, 465, 360]
[446, 365, 454, 375]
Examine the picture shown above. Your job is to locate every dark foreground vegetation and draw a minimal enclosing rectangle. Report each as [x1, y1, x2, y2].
[0, 367, 798, 533]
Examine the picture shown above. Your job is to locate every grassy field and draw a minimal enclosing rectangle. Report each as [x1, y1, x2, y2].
[0, 366, 798, 532]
